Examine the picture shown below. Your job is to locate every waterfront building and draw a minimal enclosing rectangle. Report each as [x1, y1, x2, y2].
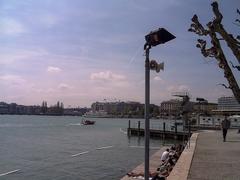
[218, 96, 240, 111]
[212, 96, 240, 115]
[0, 102, 9, 114]
[9, 103, 17, 114]
[90, 101, 145, 117]
[193, 102, 217, 115]
[159, 99, 182, 117]
[64, 107, 89, 116]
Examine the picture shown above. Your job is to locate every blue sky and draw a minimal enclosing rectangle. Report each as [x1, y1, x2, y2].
[0, 0, 239, 107]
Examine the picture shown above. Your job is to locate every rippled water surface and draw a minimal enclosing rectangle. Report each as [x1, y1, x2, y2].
[0, 115, 178, 180]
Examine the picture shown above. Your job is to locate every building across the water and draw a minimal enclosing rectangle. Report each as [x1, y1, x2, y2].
[212, 96, 240, 115]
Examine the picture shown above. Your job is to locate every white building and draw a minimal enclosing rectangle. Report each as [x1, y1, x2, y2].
[218, 96, 240, 111]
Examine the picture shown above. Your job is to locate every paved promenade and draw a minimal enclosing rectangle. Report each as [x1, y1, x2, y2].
[188, 129, 240, 180]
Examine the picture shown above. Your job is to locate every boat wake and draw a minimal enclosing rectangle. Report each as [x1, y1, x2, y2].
[0, 169, 20, 177]
[68, 123, 83, 126]
[71, 145, 114, 157]
[96, 146, 113, 150]
[120, 128, 127, 134]
[71, 151, 89, 157]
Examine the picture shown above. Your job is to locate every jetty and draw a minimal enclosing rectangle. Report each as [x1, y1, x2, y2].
[127, 120, 191, 140]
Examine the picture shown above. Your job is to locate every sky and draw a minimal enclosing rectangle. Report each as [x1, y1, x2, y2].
[0, 0, 239, 107]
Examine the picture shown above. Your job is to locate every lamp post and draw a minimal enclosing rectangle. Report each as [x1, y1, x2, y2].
[144, 28, 175, 180]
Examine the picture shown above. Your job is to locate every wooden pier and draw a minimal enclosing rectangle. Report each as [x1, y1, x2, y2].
[127, 120, 191, 140]
[128, 128, 190, 140]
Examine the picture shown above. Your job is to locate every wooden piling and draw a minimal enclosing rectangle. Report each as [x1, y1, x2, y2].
[128, 120, 131, 136]
[137, 121, 141, 136]
[174, 123, 178, 140]
[163, 122, 166, 141]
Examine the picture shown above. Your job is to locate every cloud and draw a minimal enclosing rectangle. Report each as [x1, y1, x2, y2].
[0, 48, 48, 65]
[90, 70, 126, 81]
[0, 18, 27, 35]
[58, 83, 72, 90]
[47, 66, 62, 73]
[167, 84, 190, 92]
[154, 76, 163, 81]
[0, 75, 26, 85]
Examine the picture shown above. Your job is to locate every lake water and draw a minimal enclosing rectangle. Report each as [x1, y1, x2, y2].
[0, 115, 180, 180]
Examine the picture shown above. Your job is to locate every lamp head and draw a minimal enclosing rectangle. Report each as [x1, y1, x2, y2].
[145, 28, 176, 46]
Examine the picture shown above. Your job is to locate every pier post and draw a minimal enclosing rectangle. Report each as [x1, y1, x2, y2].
[128, 120, 131, 136]
[188, 123, 191, 147]
[163, 122, 166, 142]
[174, 122, 178, 140]
[138, 121, 141, 136]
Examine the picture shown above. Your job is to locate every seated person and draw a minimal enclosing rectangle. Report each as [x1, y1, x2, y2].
[160, 148, 169, 162]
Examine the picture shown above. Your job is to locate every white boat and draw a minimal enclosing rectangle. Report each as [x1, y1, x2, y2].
[83, 110, 112, 118]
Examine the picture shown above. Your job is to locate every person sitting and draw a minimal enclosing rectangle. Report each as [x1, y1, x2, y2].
[160, 148, 169, 162]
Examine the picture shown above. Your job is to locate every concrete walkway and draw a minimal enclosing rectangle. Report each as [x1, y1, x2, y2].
[188, 129, 240, 180]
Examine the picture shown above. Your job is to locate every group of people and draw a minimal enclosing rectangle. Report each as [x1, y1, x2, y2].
[152, 144, 185, 180]
[126, 144, 185, 180]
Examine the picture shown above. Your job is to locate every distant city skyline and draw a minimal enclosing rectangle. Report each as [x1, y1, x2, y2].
[0, 0, 239, 107]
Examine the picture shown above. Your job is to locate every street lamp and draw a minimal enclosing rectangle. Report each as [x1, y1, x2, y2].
[144, 28, 175, 180]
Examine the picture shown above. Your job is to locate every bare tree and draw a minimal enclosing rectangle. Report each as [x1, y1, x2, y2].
[189, 1, 240, 103]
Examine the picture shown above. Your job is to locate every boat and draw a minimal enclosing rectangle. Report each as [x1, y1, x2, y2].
[83, 110, 112, 118]
[81, 119, 95, 125]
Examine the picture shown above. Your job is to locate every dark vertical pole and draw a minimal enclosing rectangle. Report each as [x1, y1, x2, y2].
[138, 121, 141, 136]
[163, 122, 166, 143]
[188, 120, 191, 147]
[144, 44, 150, 180]
[128, 120, 131, 136]
[163, 122, 166, 133]
[174, 122, 178, 140]
[175, 122, 177, 134]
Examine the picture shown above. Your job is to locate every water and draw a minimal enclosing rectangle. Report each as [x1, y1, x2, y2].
[0, 115, 179, 180]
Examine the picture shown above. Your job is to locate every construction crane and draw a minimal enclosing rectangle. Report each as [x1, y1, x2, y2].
[172, 92, 191, 130]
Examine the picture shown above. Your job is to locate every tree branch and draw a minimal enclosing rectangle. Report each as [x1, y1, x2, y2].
[217, 83, 231, 89]
[188, 15, 209, 36]
[207, 24, 240, 103]
[196, 39, 217, 57]
[189, 1, 240, 103]
[211, 2, 240, 64]
[230, 61, 240, 71]
[211, 2, 223, 24]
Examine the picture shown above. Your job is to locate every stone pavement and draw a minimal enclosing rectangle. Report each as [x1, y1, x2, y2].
[187, 129, 240, 180]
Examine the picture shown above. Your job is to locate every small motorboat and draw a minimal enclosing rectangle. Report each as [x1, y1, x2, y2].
[81, 119, 95, 125]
